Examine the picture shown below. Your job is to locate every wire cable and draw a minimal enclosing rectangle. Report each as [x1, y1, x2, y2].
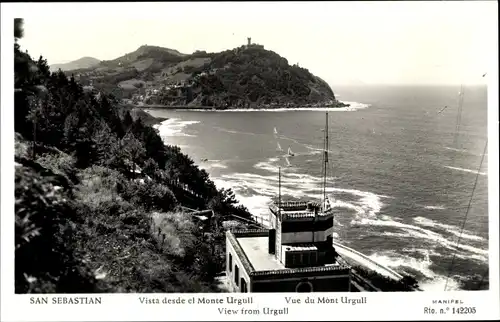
[443, 138, 488, 291]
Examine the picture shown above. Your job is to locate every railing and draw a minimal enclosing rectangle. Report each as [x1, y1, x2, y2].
[351, 271, 382, 292]
[167, 180, 204, 200]
[250, 215, 269, 227]
[229, 214, 265, 229]
[332, 241, 403, 281]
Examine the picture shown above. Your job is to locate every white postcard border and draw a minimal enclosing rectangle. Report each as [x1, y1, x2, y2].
[1, 2, 499, 321]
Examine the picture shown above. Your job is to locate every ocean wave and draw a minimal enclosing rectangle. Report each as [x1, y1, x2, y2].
[153, 118, 200, 137]
[422, 205, 446, 210]
[368, 250, 462, 291]
[364, 218, 488, 262]
[209, 156, 487, 289]
[211, 163, 228, 169]
[211, 158, 488, 289]
[401, 247, 443, 258]
[444, 147, 471, 154]
[444, 146, 488, 156]
[214, 126, 259, 136]
[369, 250, 435, 279]
[216, 165, 386, 227]
[444, 166, 487, 176]
[199, 162, 228, 170]
[413, 216, 485, 241]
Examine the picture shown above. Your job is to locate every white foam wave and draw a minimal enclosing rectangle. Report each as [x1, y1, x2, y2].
[213, 177, 272, 217]
[445, 147, 470, 153]
[413, 216, 485, 241]
[214, 127, 259, 136]
[208, 155, 487, 289]
[199, 162, 228, 170]
[423, 205, 446, 210]
[211, 163, 228, 169]
[217, 164, 386, 229]
[401, 247, 443, 258]
[444, 166, 487, 176]
[364, 218, 488, 262]
[154, 118, 200, 137]
[369, 251, 435, 279]
[444, 147, 488, 156]
[182, 101, 370, 113]
[368, 251, 462, 291]
[419, 277, 462, 292]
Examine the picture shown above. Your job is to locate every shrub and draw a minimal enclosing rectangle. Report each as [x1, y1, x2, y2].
[15, 164, 100, 293]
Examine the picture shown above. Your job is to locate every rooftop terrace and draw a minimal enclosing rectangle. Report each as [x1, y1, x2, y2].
[237, 237, 284, 271]
[269, 200, 334, 219]
[234, 234, 343, 272]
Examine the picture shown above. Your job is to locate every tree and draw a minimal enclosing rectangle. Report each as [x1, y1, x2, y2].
[143, 158, 160, 179]
[120, 131, 146, 178]
[123, 111, 134, 130]
[14, 18, 24, 44]
[92, 120, 119, 166]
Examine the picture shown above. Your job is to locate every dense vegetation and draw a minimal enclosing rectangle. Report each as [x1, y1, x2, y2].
[14, 19, 251, 293]
[61, 44, 347, 109]
[184, 46, 340, 108]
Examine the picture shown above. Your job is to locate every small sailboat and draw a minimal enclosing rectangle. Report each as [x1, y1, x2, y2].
[277, 142, 283, 152]
[287, 146, 295, 157]
[285, 156, 292, 167]
[274, 127, 278, 136]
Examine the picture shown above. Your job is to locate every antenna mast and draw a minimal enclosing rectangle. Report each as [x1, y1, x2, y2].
[453, 84, 465, 148]
[322, 112, 329, 208]
[278, 166, 281, 220]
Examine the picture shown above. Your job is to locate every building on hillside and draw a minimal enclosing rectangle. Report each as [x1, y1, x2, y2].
[225, 200, 352, 293]
[186, 210, 214, 231]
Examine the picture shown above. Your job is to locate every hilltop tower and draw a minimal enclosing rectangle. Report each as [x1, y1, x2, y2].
[247, 37, 251, 46]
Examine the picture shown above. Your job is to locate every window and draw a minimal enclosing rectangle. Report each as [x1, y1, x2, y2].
[229, 254, 232, 272]
[303, 252, 310, 266]
[234, 265, 239, 286]
[292, 253, 301, 266]
[240, 278, 248, 292]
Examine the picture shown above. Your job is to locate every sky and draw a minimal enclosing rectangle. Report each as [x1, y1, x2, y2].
[8, 1, 498, 85]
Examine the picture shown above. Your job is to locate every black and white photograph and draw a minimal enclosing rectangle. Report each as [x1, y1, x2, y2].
[1, 1, 498, 321]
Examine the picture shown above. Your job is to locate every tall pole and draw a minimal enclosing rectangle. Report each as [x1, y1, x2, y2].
[278, 166, 281, 220]
[323, 112, 329, 209]
[454, 84, 465, 148]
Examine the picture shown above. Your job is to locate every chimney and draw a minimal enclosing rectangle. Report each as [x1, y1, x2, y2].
[268, 229, 276, 254]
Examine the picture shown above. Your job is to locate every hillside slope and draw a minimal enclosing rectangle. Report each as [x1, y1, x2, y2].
[50, 56, 100, 72]
[14, 24, 252, 293]
[69, 44, 347, 109]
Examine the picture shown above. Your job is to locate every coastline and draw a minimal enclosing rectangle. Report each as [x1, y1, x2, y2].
[133, 101, 369, 114]
[127, 107, 169, 126]
[129, 101, 351, 112]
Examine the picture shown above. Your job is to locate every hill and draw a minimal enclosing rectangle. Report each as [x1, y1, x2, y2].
[67, 44, 348, 109]
[50, 56, 101, 72]
[14, 20, 252, 293]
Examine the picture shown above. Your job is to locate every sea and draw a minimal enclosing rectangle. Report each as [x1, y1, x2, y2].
[147, 84, 489, 291]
